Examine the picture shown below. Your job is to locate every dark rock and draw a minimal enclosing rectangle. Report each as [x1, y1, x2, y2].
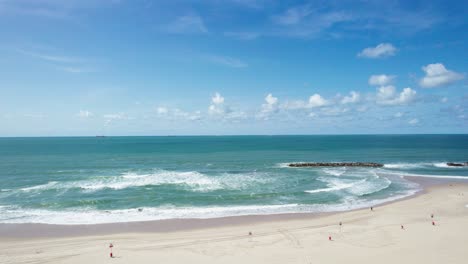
[446, 162, 468, 167]
[288, 162, 384, 168]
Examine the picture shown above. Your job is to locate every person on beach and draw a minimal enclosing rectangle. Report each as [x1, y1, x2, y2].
[109, 243, 114, 258]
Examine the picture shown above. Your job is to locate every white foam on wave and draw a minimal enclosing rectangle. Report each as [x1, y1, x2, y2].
[322, 167, 346, 177]
[305, 175, 391, 196]
[384, 163, 429, 169]
[276, 162, 303, 168]
[377, 170, 468, 180]
[304, 180, 357, 194]
[17, 170, 271, 193]
[432, 162, 466, 169]
[20, 181, 59, 192]
[0, 187, 420, 225]
[384, 162, 467, 170]
[346, 177, 392, 196]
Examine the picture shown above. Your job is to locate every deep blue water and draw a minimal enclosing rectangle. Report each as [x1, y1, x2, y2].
[0, 135, 467, 224]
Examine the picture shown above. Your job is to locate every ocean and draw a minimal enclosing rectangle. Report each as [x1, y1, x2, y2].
[0, 135, 467, 225]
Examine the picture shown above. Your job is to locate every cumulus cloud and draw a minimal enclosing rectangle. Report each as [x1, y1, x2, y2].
[207, 92, 245, 120]
[258, 93, 279, 119]
[308, 94, 328, 107]
[419, 63, 464, 88]
[211, 92, 225, 105]
[368, 74, 395, 86]
[358, 43, 397, 59]
[282, 93, 329, 110]
[376, 86, 417, 106]
[77, 110, 93, 118]
[341, 91, 360, 104]
[265, 93, 278, 105]
[394, 112, 404, 118]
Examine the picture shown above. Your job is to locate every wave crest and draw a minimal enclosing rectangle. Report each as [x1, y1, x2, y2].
[18, 170, 271, 193]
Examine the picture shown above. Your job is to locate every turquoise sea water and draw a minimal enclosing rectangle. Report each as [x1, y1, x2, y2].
[0, 135, 467, 225]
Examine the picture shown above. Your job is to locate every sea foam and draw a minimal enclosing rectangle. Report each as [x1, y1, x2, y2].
[17, 170, 271, 193]
[0, 189, 419, 225]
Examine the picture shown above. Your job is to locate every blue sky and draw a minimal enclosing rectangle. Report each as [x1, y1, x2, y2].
[0, 0, 467, 136]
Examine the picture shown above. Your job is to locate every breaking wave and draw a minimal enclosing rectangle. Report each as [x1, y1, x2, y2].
[0, 189, 418, 225]
[384, 162, 466, 169]
[306, 176, 391, 196]
[18, 170, 271, 193]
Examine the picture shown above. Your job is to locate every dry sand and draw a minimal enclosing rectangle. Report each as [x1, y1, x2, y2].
[1, 183, 467, 264]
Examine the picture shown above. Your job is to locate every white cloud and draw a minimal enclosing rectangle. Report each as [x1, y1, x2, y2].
[165, 14, 208, 34]
[376, 86, 416, 106]
[419, 63, 464, 88]
[211, 92, 225, 105]
[265, 93, 278, 105]
[258, 93, 279, 119]
[209, 92, 230, 116]
[156, 107, 168, 115]
[394, 112, 403, 118]
[358, 43, 397, 59]
[441, 97, 448, 103]
[341, 91, 360, 104]
[282, 93, 329, 110]
[408, 118, 419, 125]
[155, 107, 202, 121]
[208, 104, 224, 115]
[308, 94, 328, 108]
[368, 74, 395, 86]
[77, 110, 93, 118]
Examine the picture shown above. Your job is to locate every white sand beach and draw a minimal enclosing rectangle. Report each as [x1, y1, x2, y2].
[1, 183, 467, 264]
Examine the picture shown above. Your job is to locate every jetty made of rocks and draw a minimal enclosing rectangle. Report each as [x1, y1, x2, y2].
[288, 162, 384, 168]
[446, 162, 468, 167]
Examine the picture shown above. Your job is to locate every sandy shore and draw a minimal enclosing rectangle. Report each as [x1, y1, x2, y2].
[1, 183, 467, 264]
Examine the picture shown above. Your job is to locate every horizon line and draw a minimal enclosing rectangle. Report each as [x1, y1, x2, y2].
[1, 133, 467, 138]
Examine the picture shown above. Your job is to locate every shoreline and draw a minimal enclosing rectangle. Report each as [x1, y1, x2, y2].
[1, 181, 467, 264]
[1, 176, 467, 239]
